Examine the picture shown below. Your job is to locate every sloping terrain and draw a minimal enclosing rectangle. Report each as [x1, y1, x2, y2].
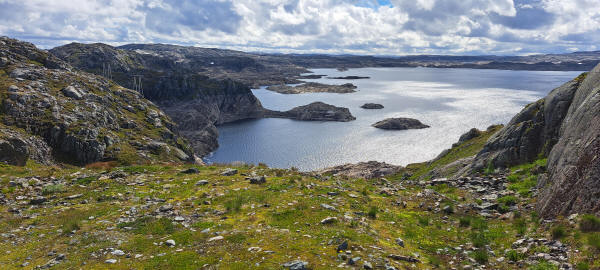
[0, 37, 193, 165]
[50, 43, 268, 156]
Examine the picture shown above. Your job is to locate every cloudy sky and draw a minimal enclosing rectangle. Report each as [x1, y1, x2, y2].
[1, 0, 599, 55]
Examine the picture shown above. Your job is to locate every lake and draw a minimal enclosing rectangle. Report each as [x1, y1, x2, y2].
[204, 67, 581, 171]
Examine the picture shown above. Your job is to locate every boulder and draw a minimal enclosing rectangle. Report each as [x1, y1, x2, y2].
[372, 118, 430, 130]
[318, 161, 402, 179]
[61, 86, 84, 100]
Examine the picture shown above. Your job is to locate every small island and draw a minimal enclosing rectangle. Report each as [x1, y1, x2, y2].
[266, 82, 357, 94]
[265, 102, 356, 122]
[330, 76, 370, 80]
[297, 74, 326, 79]
[361, 103, 384, 109]
[372, 118, 430, 130]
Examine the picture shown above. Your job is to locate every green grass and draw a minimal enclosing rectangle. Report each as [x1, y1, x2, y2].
[552, 225, 568, 239]
[41, 184, 65, 195]
[580, 214, 600, 232]
[0, 158, 595, 269]
[405, 125, 502, 179]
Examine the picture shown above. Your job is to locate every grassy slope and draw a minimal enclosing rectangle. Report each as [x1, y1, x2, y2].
[0, 128, 599, 269]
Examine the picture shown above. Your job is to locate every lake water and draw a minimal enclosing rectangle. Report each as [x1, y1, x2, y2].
[205, 67, 580, 171]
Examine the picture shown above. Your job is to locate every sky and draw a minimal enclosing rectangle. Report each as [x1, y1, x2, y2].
[0, 0, 599, 55]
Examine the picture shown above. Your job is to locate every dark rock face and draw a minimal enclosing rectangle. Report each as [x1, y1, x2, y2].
[537, 65, 600, 217]
[470, 76, 581, 171]
[0, 37, 193, 165]
[372, 118, 429, 130]
[360, 103, 384, 109]
[266, 102, 356, 122]
[50, 42, 266, 157]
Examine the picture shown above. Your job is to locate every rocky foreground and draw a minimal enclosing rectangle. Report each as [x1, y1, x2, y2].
[266, 82, 357, 94]
[0, 127, 598, 269]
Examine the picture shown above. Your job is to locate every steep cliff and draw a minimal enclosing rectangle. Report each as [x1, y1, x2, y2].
[537, 64, 600, 217]
[464, 63, 600, 217]
[469, 74, 584, 171]
[50, 43, 266, 156]
[0, 37, 193, 165]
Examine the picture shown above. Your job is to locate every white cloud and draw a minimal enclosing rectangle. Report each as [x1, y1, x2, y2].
[0, 0, 598, 55]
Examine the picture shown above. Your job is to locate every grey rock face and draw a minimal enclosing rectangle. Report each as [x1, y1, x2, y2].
[0, 36, 194, 165]
[0, 127, 53, 166]
[471, 78, 580, 171]
[537, 65, 600, 217]
[372, 118, 430, 130]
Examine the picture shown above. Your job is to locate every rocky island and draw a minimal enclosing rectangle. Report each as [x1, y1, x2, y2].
[265, 102, 356, 122]
[330, 76, 370, 79]
[266, 82, 357, 94]
[372, 118, 430, 130]
[361, 103, 384, 109]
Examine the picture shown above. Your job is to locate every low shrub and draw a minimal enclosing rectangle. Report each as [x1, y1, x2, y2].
[551, 225, 567, 239]
[580, 214, 600, 232]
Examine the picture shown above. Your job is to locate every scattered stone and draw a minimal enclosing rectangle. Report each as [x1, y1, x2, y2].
[196, 180, 209, 186]
[388, 254, 420, 263]
[348, 257, 361, 265]
[208, 236, 224, 242]
[221, 168, 238, 176]
[181, 168, 199, 174]
[283, 260, 308, 270]
[321, 217, 338, 224]
[249, 176, 266, 184]
[159, 204, 174, 212]
[62, 86, 84, 100]
[337, 241, 348, 252]
[29, 196, 47, 205]
[321, 203, 337, 211]
[105, 259, 117, 264]
[363, 261, 373, 269]
[165, 239, 176, 247]
[111, 250, 125, 256]
[396, 238, 404, 247]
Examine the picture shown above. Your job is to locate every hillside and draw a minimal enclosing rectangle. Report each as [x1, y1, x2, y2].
[0, 127, 599, 269]
[0, 37, 193, 166]
[0, 37, 599, 269]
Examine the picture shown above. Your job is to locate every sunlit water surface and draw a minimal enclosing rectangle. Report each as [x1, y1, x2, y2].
[205, 67, 580, 171]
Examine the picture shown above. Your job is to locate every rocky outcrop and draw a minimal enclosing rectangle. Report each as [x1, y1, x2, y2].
[360, 103, 384, 109]
[317, 161, 403, 179]
[266, 82, 357, 94]
[50, 42, 266, 156]
[265, 102, 355, 122]
[0, 126, 52, 166]
[470, 74, 583, 171]
[0, 37, 193, 165]
[537, 65, 600, 216]
[372, 118, 430, 130]
[330, 76, 370, 80]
